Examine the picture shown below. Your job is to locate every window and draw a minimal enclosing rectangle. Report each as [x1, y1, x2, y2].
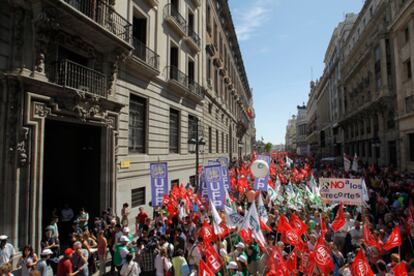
[409, 133, 414, 161]
[129, 95, 146, 153]
[131, 187, 146, 208]
[188, 59, 195, 84]
[216, 129, 219, 153]
[405, 95, 414, 113]
[188, 115, 198, 140]
[387, 111, 395, 130]
[375, 46, 382, 90]
[133, 16, 147, 59]
[208, 103, 212, 114]
[208, 127, 212, 153]
[221, 132, 224, 153]
[404, 59, 412, 80]
[207, 58, 211, 81]
[227, 134, 229, 153]
[169, 108, 180, 153]
[189, 175, 196, 187]
[404, 27, 410, 44]
[170, 46, 179, 79]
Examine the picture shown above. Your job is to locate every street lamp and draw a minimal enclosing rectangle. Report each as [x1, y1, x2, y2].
[188, 136, 205, 190]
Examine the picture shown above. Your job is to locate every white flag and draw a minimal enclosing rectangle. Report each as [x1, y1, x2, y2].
[362, 179, 369, 202]
[257, 193, 268, 223]
[210, 201, 223, 234]
[247, 200, 266, 248]
[344, 153, 351, 172]
[351, 154, 358, 172]
[224, 205, 244, 229]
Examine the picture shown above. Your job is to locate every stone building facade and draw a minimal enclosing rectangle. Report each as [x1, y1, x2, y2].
[339, 0, 398, 167]
[0, 0, 255, 251]
[389, 0, 414, 172]
[285, 115, 297, 152]
[295, 105, 308, 155]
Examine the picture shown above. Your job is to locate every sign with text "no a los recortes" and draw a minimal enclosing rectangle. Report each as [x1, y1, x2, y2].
[319, 178, 363, 206]
[150, 162, 169, 208]
[204, 164, 225, 210]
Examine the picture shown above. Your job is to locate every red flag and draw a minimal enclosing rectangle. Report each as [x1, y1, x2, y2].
[383, 225, 402, 251]
[314, 236, 334, 274]
[266, 246, 288, 276]
[363, 225, 381, 251]
[260, 219, 272, 232]
[351, 250, 374, 276]
[331, 204, 346, 232]
[282, 229, 303, 249]
[290, 213, 308, 235]
[286, 250, 297, 272]
[277, 214, 292, 233]
[205, 244, 223, 273]
[198, 221, 216, 244]
[199, 259, 215, 276]
[320, 215, 328, 238]
[393, 262, 408, 276]
[299, 244, 314, 274]
[239, 228, 253, 244]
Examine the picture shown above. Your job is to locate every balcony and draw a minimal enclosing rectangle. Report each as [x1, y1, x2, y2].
[57, 0, 132, 51]
[47, 59, 107, 97]
[128, 38, 160, 76]
[183, 27, 201, 52]
[166, 66, 204, 101]
[163, 4, 187, 37]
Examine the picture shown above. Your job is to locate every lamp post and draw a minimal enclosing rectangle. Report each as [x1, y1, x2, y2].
[188, 136, 205, 191]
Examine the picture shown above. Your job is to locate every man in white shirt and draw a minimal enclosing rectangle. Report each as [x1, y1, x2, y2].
[349, 221, 363, 247]
[0, 235, 15, 267]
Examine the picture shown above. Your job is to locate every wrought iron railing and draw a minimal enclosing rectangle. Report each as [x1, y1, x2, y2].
[186, 27, 201, 47]
[163, 4, 186, 31]
[48, 59, 107, 97]
[166, 66, 204, 98]
[64, 0, 132, 43]
[132, 38, 160, 70]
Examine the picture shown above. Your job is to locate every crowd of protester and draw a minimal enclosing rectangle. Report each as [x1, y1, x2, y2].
[0, 152, 414, 276]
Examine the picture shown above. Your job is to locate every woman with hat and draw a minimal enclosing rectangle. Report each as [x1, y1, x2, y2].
[0, 235, 15, 268]
[37, 249, 53, 276]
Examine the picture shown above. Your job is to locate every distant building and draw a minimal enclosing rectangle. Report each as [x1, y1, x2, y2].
[296, 104, 308, 155]
[285, 115, 297, 152]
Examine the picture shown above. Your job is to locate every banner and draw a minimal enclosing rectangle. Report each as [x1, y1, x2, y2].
[208, 160, 220, 166]
[199, 173, 208, 203]
[204, 164, 225, 210]
[319, 178, 363, 206]
[150, 162, 169, 207]
[217, 157, 230, 191]
[254, 155, 269, 191]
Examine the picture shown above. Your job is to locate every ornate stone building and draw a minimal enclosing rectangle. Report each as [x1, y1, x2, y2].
[295, 104, 308, 155]
[0, 0, 255, 251]
[389, 0, 414, 172]
[339, 0, 398, 167]
[285, 115, 297, 152]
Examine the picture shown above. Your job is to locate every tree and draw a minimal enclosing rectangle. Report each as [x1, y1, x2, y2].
[265, 143, 272, 153]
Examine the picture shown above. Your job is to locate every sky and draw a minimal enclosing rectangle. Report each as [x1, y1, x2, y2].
[228, 0, 364, 145]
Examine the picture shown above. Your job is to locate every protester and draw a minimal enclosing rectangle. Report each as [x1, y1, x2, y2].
[120, 253, 141, 276]
[19, 245, 38, 276]
[0, 235, 15, 269]
[37, 249, 53, 276]
[121, 203, 130, 227]
[6, 152, 414, 276]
